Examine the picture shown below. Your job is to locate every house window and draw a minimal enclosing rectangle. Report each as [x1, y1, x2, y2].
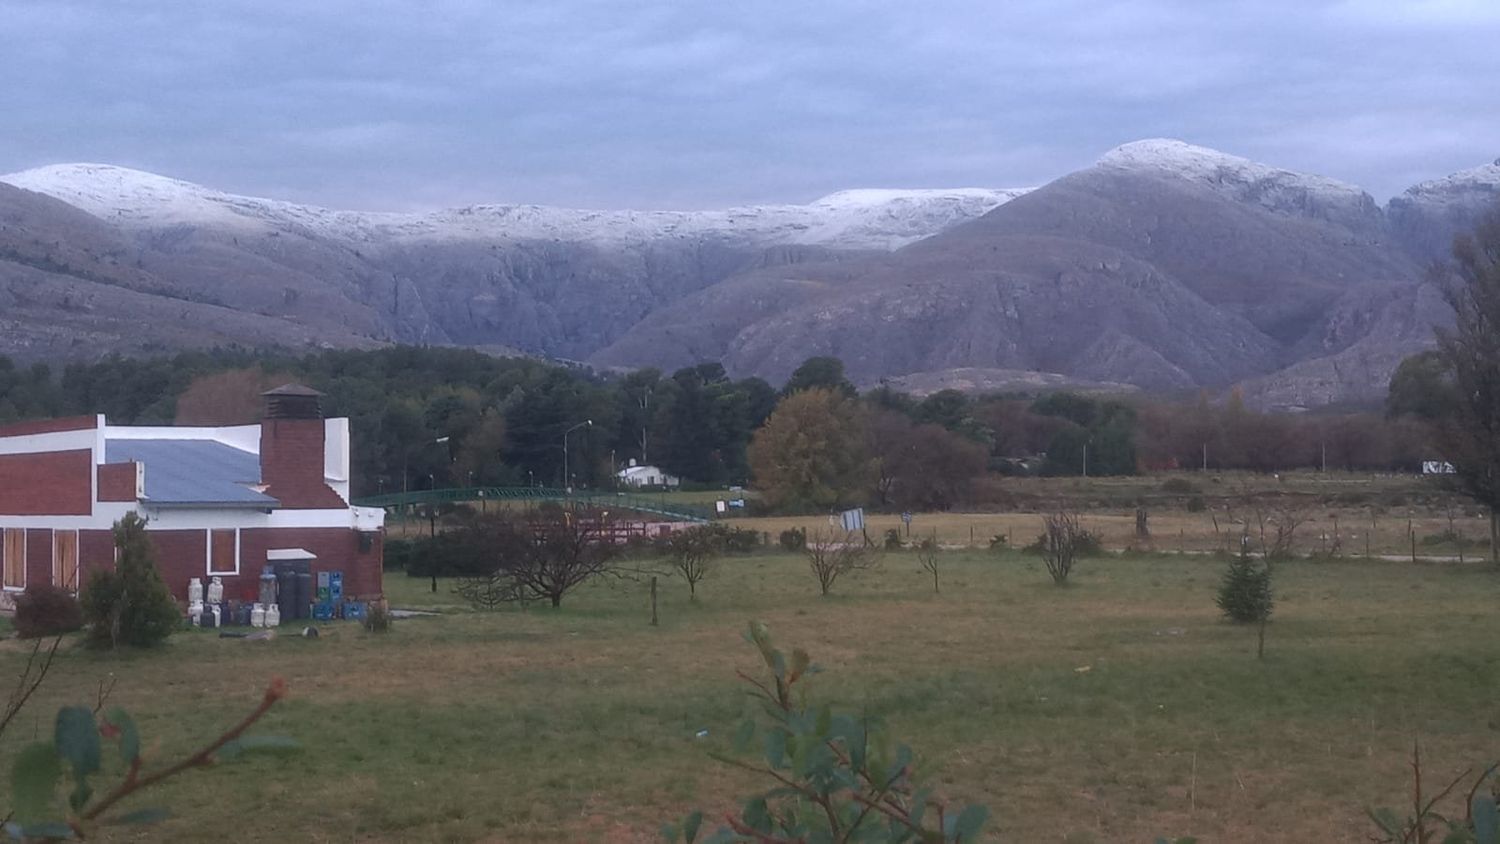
[208, 529, 238, 576]
[52, 530, 79, 591]
[2, 529, 25, 590]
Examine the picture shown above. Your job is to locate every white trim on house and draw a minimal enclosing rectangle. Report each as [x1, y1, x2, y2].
[0, 424, 101, 458]
[206, 528, 240, 576]
[0, 505, 373, 534]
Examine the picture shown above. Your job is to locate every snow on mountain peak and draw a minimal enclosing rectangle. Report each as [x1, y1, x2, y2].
[0, 164, 1027, 251]
[1399, 157, 1500, 205]
[1097, 138, 1372, 212]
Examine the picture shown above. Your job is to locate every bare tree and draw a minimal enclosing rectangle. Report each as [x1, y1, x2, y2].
[1039, 511, 1085, 584]
[916, 538, 941, 594]
[806, 530, 878, 596]
[1267, 503, 1308, 560]
[664, 523, 726, 600]
[1432, 210, 1500, 564]
[455, 506, 618, 608]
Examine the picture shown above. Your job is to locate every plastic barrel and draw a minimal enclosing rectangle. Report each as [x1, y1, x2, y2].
[296, 572, 314, 620]
[276, 567, 297, 621]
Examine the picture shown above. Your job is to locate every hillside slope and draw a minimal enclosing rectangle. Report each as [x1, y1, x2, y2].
[4, 144, 1496, 407]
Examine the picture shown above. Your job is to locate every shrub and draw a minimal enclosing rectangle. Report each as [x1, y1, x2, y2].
[989, 532, 1009, 549]
[80, 513, 181, 649]
[664, 524, 728, 599]
[806, 530, 877, 596]
[1215, 554, 1273, 624]
[1161, 478, 1200, 495]
[382, 537, 414, 571]
[453, 508, 619, 609]
[916, 538, 941, 593]
[719, 525, 762, 554]
[364, 600, 392, 634]
[1186, 495, 1208, 513]
[1029, 511, 1094, 584]
[13, 584, 84, 639]
[778, 527, 806, 552]
[883, 527, 904, 550]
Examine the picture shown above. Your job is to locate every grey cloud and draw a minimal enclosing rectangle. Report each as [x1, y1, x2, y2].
[1, 0, 1496, 209]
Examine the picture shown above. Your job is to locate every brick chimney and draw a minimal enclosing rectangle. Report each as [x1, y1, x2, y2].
[259, 385, 346, 509]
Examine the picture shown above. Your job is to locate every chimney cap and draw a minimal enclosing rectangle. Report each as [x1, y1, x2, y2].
[262, 383, 323, 398]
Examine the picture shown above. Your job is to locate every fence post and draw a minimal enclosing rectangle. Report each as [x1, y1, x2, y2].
[650, 576, 659, 627]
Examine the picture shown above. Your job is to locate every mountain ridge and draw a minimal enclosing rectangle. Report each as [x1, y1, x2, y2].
[2, 139, 1496, 408]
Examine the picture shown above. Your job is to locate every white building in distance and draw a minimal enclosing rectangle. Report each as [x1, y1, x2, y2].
[616, 460, 680, 488]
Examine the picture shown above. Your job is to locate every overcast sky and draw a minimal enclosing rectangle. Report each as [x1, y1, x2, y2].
[2, 0, 1497, 211]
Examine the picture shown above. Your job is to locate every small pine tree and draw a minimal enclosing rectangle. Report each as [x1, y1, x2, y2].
[1215, 553, 1274, 625]
[81, 513, 181, 648]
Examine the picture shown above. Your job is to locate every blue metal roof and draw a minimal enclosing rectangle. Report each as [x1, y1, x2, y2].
[104, 439, 278, 508]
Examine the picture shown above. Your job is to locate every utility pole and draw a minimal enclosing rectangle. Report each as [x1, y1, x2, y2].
[1082, 441, 1089, 479]
[563, 419, 593, 494]
[638, 385, 651, 465]
[1202, 442, 1208, 472]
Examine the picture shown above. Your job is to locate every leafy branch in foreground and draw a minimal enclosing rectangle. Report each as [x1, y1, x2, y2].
[1367, 742, 1499, 844]
[7, 677, 297, 840]
[663, 622, 988, 844]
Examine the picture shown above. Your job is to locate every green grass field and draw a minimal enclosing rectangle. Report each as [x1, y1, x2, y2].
[4, 551, 1499, 842]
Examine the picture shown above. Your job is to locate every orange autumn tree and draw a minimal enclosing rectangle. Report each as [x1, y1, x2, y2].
[748, 388, 872, 513]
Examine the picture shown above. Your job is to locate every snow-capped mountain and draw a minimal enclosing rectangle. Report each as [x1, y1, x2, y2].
[1398, 157, 1500, 205]
[1, 140, 1495, 409]
[1097, 139, 1381, 226]
[1386, 157, 1500, 261]
[0, 163, 1028, 251]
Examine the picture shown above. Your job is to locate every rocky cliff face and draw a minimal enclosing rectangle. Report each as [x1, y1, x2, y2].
[597, 140, 1491, 407]
[2, 143, 1496, 408]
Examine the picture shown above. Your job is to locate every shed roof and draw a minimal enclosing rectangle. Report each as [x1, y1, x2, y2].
[104, 439, 277, 508]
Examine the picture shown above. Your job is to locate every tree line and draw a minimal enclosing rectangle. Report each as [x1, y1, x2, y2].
[0, 344, 1440, 510]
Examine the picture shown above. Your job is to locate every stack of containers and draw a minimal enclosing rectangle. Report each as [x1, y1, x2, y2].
[314, 570, 346, 620]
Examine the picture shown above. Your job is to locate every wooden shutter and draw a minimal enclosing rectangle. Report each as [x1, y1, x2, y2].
[2, 529, 24, 589]
[52, 530, 79, 590]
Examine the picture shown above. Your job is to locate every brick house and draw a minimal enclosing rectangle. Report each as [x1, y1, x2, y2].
[0, 385, 384, 607]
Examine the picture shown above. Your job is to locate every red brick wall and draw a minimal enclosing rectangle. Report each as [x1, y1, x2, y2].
[0, 416, 98, 437]
[25, 529, 52, 587]
[147, 529, 206, 602]
[240, 527, 384, 602]
[259, 419, 345, 509]
[0, 450, 93, 516]
[138, 526, 382, 603]
[97, 463, 138, 502]
[79, 530, 115, 583]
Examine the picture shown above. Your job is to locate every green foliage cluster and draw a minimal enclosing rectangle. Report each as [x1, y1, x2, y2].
[1215, 554, 1274, 624]
[1034, 394, 1138, 476]
[664, 622, 988, 843]
[12, 586, 83, 639]
[8, 683, 295, 839]
[79, 514, 180, 649]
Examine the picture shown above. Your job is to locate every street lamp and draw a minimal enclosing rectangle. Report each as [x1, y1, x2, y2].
[401, 435, 449, 534]
[562, 419, 592, 494]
